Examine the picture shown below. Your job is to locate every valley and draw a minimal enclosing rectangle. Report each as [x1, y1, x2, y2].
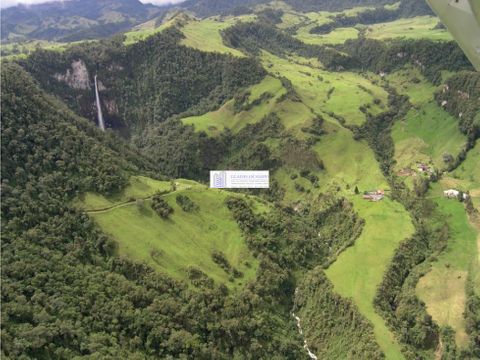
[1, 1, 479, 359]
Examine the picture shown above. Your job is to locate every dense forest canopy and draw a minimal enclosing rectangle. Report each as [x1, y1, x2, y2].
[1, 0, 480, 359]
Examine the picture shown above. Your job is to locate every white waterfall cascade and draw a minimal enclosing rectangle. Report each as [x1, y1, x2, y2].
[292, 312, 318, 360]
[94, 75, 105, 131]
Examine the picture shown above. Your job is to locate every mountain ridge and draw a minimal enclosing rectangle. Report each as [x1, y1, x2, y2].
[1, 0, 165, 42]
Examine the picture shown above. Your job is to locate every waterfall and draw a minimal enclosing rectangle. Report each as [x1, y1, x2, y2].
[94, 75, 105, 131]
[292, 313, 318, 360]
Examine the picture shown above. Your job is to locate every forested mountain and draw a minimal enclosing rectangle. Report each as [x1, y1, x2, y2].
[1, 0, 433, 43]
[1, 1, 480, 359]
[179, 0, 432, 18]
[1, 0, 164, 42]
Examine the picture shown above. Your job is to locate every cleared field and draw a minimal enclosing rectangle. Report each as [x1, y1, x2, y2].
[274, 117, 387, 203]
[1, 39, 86, 60]
[417, 184, 478, 347]
[366, 16, 452, 41]
[392, 102, 467, 170]
[326, 196, 414, 360]
[314, 120, 387, 191]
[296, 26, 359, 45]
[261, 52, 389, 126]
[180, 17, 250, 56]
[292, 6, 450, 45]
[79, 178, 260, 288]
[182, 75, 290, 135]
[386, 67, 436, 106]
[388, 67, 467, 173]
[442, 142, 480, 209]
[125, 14, 252, 55]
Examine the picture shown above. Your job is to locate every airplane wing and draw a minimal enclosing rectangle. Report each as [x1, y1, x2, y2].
[426, 0, 480, 70]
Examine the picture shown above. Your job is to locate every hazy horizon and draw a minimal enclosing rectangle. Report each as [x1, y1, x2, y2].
[1, 0, 186, 9]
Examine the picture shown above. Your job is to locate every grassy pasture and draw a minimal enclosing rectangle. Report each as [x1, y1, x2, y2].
[77, 176, 261, 288]
[313, 121, 387, 192]
[179, 17, 252, 56]
[296, 26, 359, 45]
[125, 14, 252, 56]
[386, 67, 436, 106]
[326, 196, 414, 360]
[261, 52, 389, 126]
[181, 75, 290, 135]
[392, 102, 467, 170]
[274, 118, 387, 204]
[0, 39, 87, 60]
[365, 16, 452, 41]
[442, 142, 480, 209]
[387, 68, 467, 173]
[417, 184, 479, 347]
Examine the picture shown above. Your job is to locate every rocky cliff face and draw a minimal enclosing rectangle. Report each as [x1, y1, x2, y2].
[54, 60, 91, 90]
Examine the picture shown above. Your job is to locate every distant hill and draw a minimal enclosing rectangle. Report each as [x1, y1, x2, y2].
[1, 0, 166, 42]
[1, 0, 434, 43]
[179, 0, 432, 18]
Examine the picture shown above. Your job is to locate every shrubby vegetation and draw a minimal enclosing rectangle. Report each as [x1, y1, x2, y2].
[310, 0, 432, 35]
[341, 38, 472, 84]
[176, 194, 199, 212]
[310, 7, 399, 35]
[294, 268, 384, 359]
[225, 194, 364, 273]
[222, 22, 355, 70]
[211, 250, 243, 279]
[435, 71, 480, 141]
[151, 194, 174, 218]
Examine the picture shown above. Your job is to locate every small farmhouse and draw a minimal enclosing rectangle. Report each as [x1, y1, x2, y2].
[443, 189, 468, 200]
[363, 190, 385, 202]
[417, 163, 432, 173]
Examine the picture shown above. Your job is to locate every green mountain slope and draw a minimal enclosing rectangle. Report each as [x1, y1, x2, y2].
[2, 1, 480, 359]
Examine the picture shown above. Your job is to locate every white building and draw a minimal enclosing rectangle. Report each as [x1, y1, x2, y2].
[443, 189, 468, 200]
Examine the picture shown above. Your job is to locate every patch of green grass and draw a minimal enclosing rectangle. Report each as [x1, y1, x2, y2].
[179, 17, 250, 56]
[416, 183, 478, 347]
[442, 142, 480, 209]
[392, 102, 467, 170]
[261, 52, 389, 126]
[87, 185, 259, 288]
[1, 39, 85, 60]
[274, 117, 387, 207]
[313, 121, 387, 192]
[123, 12, 192, 45]
[183, 50, 388, 136]
[182, 75, 291, 135]
[292, 6, 375, 45]
[326, 196, 414, 360]
[277, 11, 309, 29]
[365, 16, 452, 41]
[386, 67, 436, 106]
[296, 26, 359, 45]
[451, 142, 480, 192]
